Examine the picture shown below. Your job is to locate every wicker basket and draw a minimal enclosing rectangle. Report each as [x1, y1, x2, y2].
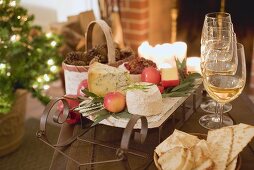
[153, 133, 241, 170]
[0, 89, 27, 157]
[62, 19, 135, 95]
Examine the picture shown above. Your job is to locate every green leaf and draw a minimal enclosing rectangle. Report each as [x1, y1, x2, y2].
[82, 88, 99, 98]
[114, 109, 132, 119]
[171, 82, 192, 92]
[91, 109, 110, 127]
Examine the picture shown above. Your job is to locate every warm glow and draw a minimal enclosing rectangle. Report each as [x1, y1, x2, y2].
[186, 57, 201, 74]
[50, 41, 57, 47]
[47, 59, 54, 65]
[10, 35, 16, 42]
[0, 63, 6, 69]
[37, 77, 42, 83]
[46, 32, 52, 38]
[172, 42, 187, 62]
[138, 41, 152, 60]
[43, 74, 50, 81]
[158, 63, 173, 70]
[50, 65, 57, 72]
[9, 1, 16, 7]
[138, 41, 187, 67]
[43, 85, 50, 90]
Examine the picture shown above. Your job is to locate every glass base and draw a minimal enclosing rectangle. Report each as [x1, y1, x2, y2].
[199, 114, 234, 129]
[200, 99, 232, 113]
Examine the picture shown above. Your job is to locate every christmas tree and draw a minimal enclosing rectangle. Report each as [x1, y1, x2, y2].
[0, 0, 62, 114]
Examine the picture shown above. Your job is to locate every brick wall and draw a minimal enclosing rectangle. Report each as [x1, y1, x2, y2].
[119, 0, 149, 51]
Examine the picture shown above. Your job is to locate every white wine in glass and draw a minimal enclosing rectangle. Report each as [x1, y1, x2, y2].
[200, 13, 234, 114]
[201, 43, 246, 128]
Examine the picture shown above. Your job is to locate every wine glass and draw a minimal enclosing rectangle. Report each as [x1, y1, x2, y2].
[200, 12, 233, 114]
[200, 39, 245, 129]
[199, 22, 237, 129]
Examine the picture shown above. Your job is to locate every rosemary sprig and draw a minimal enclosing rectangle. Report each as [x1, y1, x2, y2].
[123, 83, 153, 92]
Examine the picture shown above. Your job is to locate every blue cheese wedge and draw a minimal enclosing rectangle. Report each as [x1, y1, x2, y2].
[88, 62, 131, 96]
[126, 83, 162, 116]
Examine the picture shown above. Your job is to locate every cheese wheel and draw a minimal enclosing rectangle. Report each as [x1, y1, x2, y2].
[126, 83, 162, 116]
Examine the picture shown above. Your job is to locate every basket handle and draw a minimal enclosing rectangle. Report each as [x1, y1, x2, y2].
[86, 20, 116, 64]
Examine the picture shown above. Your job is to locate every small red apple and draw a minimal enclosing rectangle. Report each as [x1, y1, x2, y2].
[157, 85, 164, 93]
[77, 79, 88, 96]
[57, 94, 80, 112]
[141, 67, 161, 84]
[104, 92, 126, 113]
[57, 94, 81, 124]
[66, 110, 81, 124]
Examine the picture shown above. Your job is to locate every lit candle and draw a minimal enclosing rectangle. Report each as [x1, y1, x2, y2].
[172, 42, 187, 62]
[186, 57, 201, 74]
[138, 41, 152, 60]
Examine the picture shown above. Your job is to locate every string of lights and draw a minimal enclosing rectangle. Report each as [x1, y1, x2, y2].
[0, 0, 62, 114]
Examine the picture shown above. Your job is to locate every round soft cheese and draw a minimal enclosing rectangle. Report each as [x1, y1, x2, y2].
[126, 83, 163, 116]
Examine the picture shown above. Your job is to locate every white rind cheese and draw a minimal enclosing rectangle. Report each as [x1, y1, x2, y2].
[88, 62, 131, 96]
[126, 83, 163, 116]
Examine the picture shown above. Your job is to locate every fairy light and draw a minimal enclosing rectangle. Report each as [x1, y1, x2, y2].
[0, 63, 6, 70]
[17, 16, 21, 19]
[6, 72, 11, 76]
[32, 84, 38, 89]
[50, 41, 57, 47]
[9, 1, 16, 7]
[43, 74, 50, 82]
[50, 65, 57, 72]
[37, 77, 42, 83]
[43, 85, 50, 90]
[10, 34, 20, 42]
[47, 59, 54, 65]
[10, 35, 16, 42]
[46, 32, 52, 38]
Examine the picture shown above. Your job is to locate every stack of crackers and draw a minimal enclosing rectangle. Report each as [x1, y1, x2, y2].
[154, 123, 254, 170]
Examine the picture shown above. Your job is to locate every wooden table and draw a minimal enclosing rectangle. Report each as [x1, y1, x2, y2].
[48, 93, 254, 170]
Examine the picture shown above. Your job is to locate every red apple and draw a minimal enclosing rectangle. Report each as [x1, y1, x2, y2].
[57, 94, 80, 112]
[104, 92, 126, 113]
[77, 79, 88, 96]
[161, 67, 180, 87]
[157, 85, 165, 93]
[57, 94, 81, 124]
[141, 67, 161, 84]
[66, 110, 81, 124]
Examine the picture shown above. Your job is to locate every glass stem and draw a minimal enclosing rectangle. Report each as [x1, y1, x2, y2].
[217, 103, 224, 127]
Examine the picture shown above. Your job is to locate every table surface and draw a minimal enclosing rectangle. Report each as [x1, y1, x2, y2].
[50, 93, 254, 170]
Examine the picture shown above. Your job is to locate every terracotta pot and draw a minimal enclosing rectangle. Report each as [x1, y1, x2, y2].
[0, 89, 27, 157]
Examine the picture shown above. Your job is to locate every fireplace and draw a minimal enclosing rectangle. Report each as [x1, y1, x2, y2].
[119, 0, 254, 94]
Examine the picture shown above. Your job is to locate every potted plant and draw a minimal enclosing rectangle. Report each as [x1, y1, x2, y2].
[0, 0, 62, 156]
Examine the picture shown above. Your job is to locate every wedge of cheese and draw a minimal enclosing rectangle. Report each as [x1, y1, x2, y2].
[88, 62, 131, 96]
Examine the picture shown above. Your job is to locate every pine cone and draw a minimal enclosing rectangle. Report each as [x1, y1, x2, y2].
[64, 52, 87, 65]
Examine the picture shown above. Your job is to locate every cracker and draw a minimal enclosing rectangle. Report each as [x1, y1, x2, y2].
[155, 129, 200, 156]
[207, 127, 233, 170]
[227, 123, 254, 164]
